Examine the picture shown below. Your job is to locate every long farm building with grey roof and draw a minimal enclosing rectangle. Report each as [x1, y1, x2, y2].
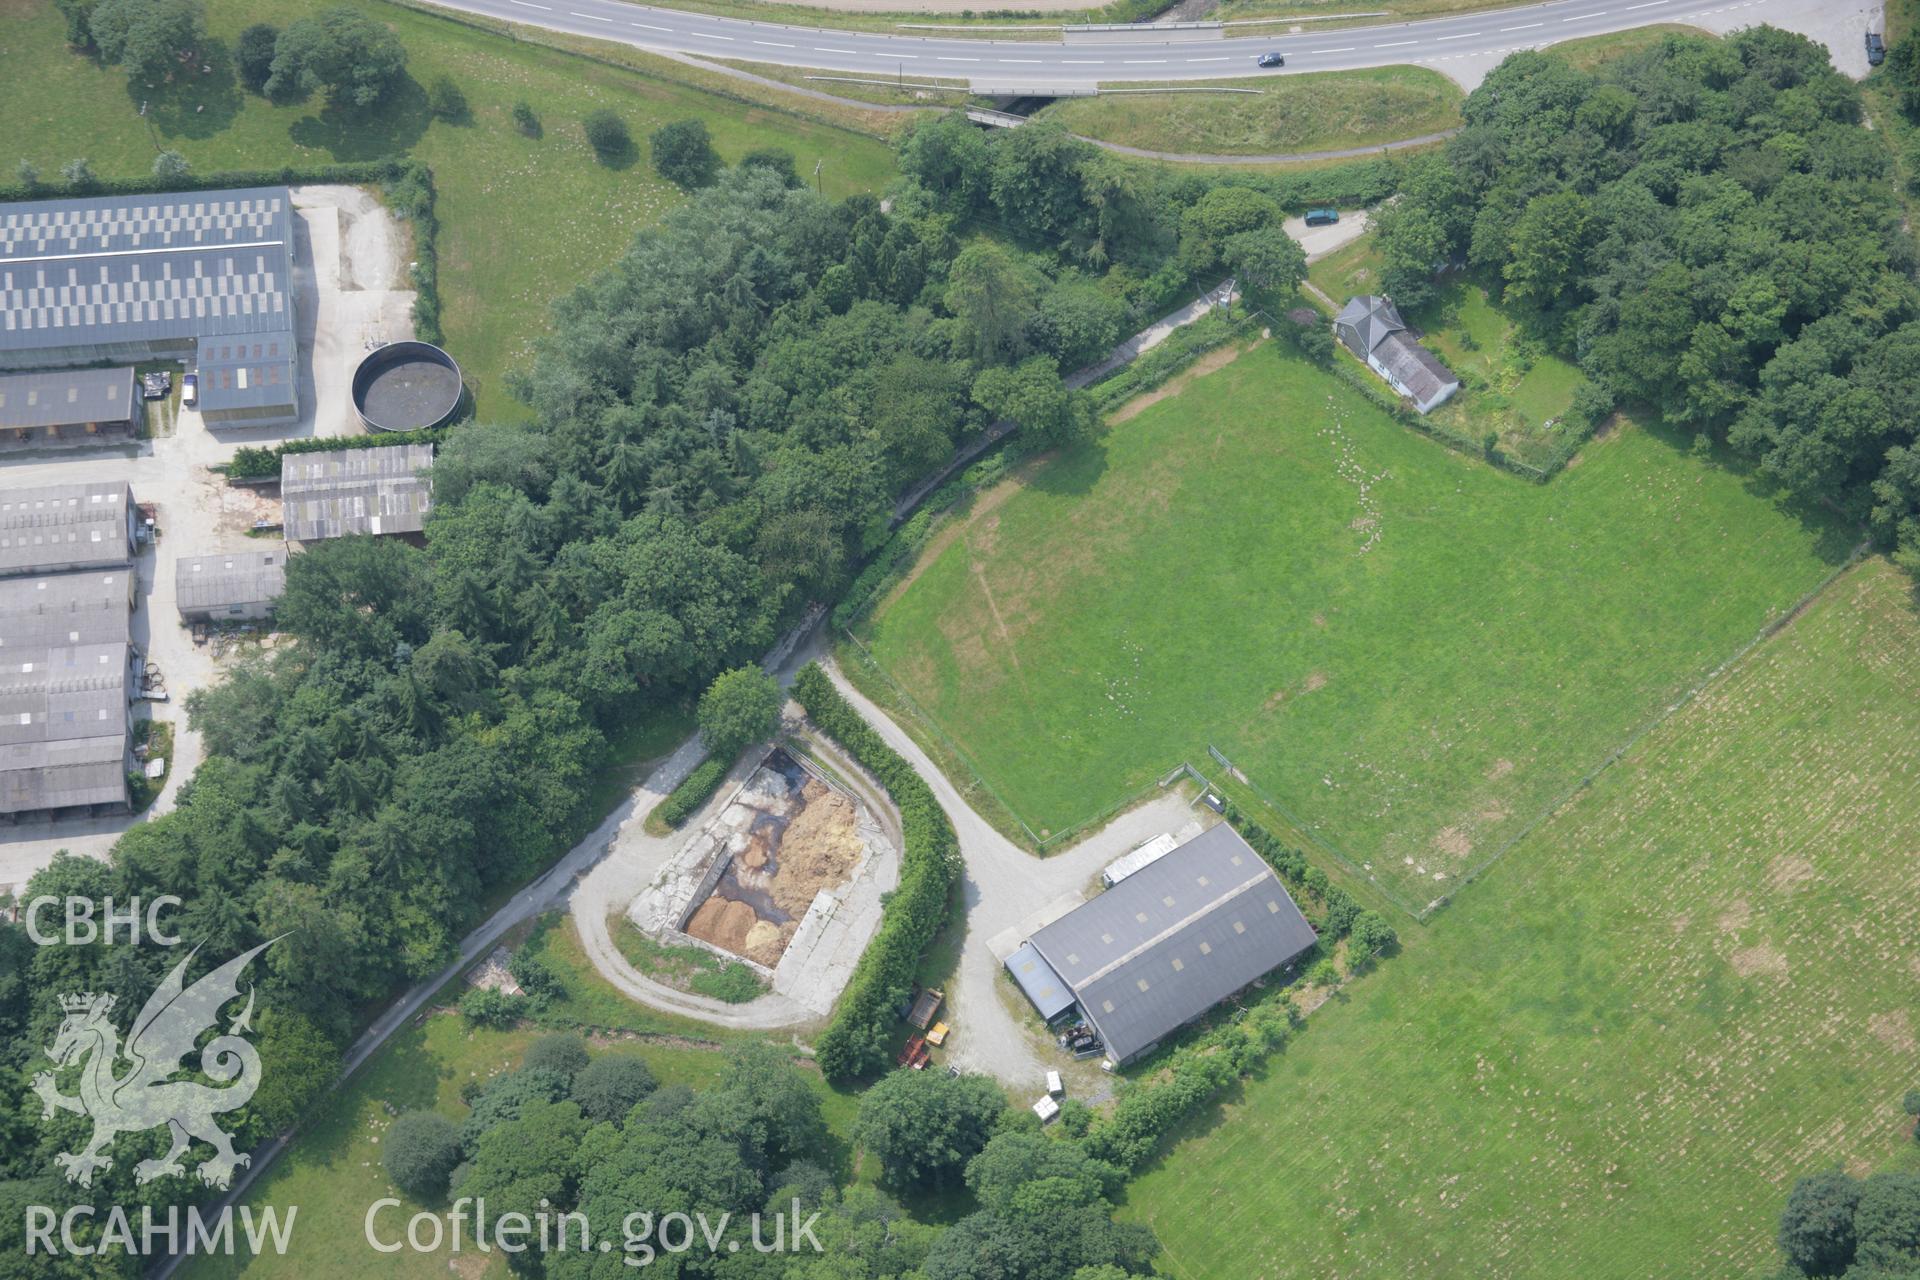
[1011, 823, 1317, 1064]
[0, 366, 136, 446]
[0, 481, 136, 578]
[0, 187, 298, 425]
[0, 568, 138, 816]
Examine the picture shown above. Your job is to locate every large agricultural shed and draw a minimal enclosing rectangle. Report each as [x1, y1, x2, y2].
[175, 548, 285, 622]
[0, 568, 138, 816]
[0, 366, 136, 446]
[0, 187, 298, 425]
[0, 481, 137, 578]
[1009, 823, 1317, 1064]
[280, 444, 434, 541]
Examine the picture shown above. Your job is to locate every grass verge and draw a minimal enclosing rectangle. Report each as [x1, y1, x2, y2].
[608, 913, 769, 1003]
[1035, 67, 1463, 157]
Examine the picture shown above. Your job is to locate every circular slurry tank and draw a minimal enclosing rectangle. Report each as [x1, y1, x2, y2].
[351, 341, 463, 432]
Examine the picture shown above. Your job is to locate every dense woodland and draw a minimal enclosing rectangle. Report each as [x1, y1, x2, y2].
[1372, 29, 1920, 565]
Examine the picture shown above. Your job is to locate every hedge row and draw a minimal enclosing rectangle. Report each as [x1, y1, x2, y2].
[228, 425, 446, 480]
[791, 663, 962, 1081]
[0, 159, 404, 206]
[1087, 309, 1249, 413]
[381, 161, 444, 345]
[653, 755, 730, 830]
[1219, 802, 1361, 940]
[1084, 998, 1296, 1171]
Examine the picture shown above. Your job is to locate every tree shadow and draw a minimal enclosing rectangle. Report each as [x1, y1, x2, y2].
[1025, 434, 1110, 500]
[288, 75, 431, 161]
[134, 36, 244, 143]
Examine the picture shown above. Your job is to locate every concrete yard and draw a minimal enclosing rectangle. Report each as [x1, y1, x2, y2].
[630, 744, 899, 1017]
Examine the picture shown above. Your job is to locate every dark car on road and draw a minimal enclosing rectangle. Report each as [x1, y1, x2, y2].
[1305, 209, 1340, 227]
[1258, 51, 1285, 67]
[1867, 32, 1886, 65]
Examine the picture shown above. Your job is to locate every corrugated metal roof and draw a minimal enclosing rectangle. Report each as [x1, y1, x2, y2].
[0, 568, 133, 813]
[0, 569, 133, 647]
[1031, 824, 1317, 1063]
[1374, 332, 1459, 408]
[196, 329, 297, 413]
[1006, 941, 1077, 1023]
[0, 188, 293, 356]
[0, 366, 134, 430]
[281, 445, 434, 540]
[1102, 831, 1179, 887]
[0, 481, 134, 577]
[176, 548, 286, 612]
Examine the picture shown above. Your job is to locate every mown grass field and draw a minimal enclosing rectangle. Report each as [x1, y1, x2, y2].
[853, 344, 1852, 907]
[0, 0, 897, 415]
[1034, 67, 1463, 157]
[1125, 555, 1920, 1278]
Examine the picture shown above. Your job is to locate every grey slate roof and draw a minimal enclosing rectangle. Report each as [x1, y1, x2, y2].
[176, 548, 286, 613]
[0, 569, 134, 813]
[1029, 823, 1317, 1063]
[0, 366, 135, 430]
[0, 481, 135, 577]
[1334, 294, 1407, 355]
[1374, 331, 1460, 408]
[1006, 941, 1077, 1023]
[281, 445, 435, 541]
[0, 188, 294, 356]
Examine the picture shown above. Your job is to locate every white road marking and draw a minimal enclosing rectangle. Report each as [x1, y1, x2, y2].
[512, 0, 552, 9]
[694, 32, 734, 40]
[1501, 21, 1544, 29]
[568, 10, 609, 20]
[1187, 55, 1231, 61]
[1313, 46, 1356, 53]
[1124, 58, 1168, 63]
[1000, 58, 1042, 63]
[936, 55, 979, 61]
[1376, 39, 1417, 46]
[1435, 32, 1479, 40]
[815, 46, 857, 53]
[1062, 58, 1105, 63]
[1624, 0, 1666, 8]
[754, 39, 795, 47]
[631, 21, 671, 30]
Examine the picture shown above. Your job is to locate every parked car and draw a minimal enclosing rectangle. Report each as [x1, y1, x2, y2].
[1866, 32, 1886, 65]
[1305, 208, 1340, 227]
[1258, 51, 1285, 68]
[180, 372, 198, 407]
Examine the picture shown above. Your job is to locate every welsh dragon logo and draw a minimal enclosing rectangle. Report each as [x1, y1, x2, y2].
[32, 940, 273, 1191]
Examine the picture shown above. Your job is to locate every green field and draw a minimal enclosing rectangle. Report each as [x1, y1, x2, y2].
[0, 0, 896, 414]
[854, 344, 1853, 907]
[1034, 67, 1463, 157]
[1126, 555, 1920, 1278]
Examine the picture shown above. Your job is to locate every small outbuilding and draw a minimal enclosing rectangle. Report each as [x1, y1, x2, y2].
[1334, 295, 1460, 414]
[0, 368, 137, 447]
[280, 445, 434, 542]
[175, 548, 286, 622]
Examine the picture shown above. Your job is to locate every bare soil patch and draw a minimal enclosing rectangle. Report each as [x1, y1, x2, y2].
[1868, 1010, 1916, 1054]
[1433, 826, 1473, 859]
[1765, 856, 1816, 892]
[1730, 944, 1788, 978]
